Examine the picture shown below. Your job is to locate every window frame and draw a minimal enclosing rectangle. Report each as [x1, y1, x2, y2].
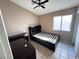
[53, 14, 72, 32]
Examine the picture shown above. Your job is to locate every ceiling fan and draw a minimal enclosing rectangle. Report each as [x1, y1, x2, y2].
[31, 0, 49, 9]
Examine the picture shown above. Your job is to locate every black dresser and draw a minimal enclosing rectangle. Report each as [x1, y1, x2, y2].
[10, 38, 36, 59]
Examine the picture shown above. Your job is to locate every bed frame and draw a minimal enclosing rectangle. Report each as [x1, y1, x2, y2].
[29, 25, 60, 52]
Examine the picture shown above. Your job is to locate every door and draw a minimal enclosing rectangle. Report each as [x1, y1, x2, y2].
[74, 19, 79, 58]
[0, 10, 13, 59]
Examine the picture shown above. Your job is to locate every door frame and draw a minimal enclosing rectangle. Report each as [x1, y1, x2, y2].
[0, 9, 13, 59]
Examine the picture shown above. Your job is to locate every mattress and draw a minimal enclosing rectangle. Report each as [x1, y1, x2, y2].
[33, 33, 58, 44]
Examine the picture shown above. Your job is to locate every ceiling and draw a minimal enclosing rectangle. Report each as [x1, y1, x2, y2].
[10, 0, 79, 15]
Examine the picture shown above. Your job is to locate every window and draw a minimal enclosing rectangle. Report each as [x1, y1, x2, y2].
[53, 15, 72, 31]
[53, 16, 61, 30]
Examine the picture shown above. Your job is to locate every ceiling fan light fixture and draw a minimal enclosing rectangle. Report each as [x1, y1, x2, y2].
[31, 0, 49, 9]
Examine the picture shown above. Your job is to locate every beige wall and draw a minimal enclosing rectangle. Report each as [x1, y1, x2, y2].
[0, 0, 39, 36]
[39, 7, 77, 42]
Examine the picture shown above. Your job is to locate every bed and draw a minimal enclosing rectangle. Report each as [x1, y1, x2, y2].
[29, 25, 60, 52]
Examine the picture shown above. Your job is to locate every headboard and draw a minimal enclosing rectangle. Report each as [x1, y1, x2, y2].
[29, 25, 41, 35]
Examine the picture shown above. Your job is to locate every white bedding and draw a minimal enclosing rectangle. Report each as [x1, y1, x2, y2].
[33, 33, 58, 44]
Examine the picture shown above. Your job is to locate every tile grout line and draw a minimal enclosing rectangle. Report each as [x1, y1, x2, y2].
[68, 43, 69, 59]
[59, 41, 63, 59]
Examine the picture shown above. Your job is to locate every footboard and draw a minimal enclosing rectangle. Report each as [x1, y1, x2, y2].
[31, 35, 60, 52]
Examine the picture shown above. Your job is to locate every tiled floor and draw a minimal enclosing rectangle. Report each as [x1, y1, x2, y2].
[30, 40, 76, 59]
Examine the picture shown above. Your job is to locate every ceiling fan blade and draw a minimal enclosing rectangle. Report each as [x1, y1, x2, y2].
[33, 5, 39, 9]
[40, 5, 45, 9]
[41, 0, 49, 4]
[31, 0, 38, 4]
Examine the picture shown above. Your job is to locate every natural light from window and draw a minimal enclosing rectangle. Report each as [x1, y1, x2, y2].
[53, 16, 61, 30]
[53, 15, 72, 31]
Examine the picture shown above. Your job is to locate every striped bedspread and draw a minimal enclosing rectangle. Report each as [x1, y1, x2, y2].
[33, 33, 58, 44]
